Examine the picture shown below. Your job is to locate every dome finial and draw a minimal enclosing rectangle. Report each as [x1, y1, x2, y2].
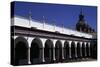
[80, 7, 83, 15]
[79, 7, 84, 21]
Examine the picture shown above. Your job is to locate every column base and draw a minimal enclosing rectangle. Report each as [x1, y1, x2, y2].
[28, 61, 31, 64]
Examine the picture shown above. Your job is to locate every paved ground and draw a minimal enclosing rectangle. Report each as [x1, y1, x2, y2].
[61, 58, 97, 63]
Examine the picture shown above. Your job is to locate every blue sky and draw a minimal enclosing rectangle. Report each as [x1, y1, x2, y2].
[13, 1, 97, 31]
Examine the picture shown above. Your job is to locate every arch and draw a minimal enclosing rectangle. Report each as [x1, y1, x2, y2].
[82, 43, 85, 58]
[44, 39, 54, 63]
[30, 38, 43, 64]
[71, 41, 76, 59]
[15, 37, 28, 65]
[86, 43, 89, 57]
[15, 37, 29, 48]
[64, 41, 69, 59]
[77, 42, 81, 58]
[55, 40, 62, 62]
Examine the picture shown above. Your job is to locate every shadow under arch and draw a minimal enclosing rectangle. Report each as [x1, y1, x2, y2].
[14, 37, 29, 65]
[64, 41, 69, 60]
[30, 37, 43, 64]
[90, 41, 97, 59]
[77, 42, 81, 58]
[44, 39, 54, 63]
[86, 43, 89, 57]
[55, 40, 62, 62]
[82, 43, 85, 58]
[71, 41, 75, 59]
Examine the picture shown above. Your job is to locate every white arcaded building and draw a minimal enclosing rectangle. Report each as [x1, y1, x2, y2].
[11, 15, 96, 65]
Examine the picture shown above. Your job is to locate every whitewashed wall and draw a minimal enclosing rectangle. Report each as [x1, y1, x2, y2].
[12, 16, 93, 38]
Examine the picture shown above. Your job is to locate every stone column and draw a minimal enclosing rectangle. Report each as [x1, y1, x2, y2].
[80, 42, 82, 57]
[69, 41, 72, 58]
[42, 47, 45, 62]
[62, 47, 64, 59]
[61, 40, 65, 60]
[53, 40, 56, 61]
[75, 42, 77, 58]
[88, 43, 91, 57]
[27, 37, 34, 64]
[28, 47, 31, 64]
[41, 39, 46, 62]
[84, 43, 87, 57]
[53, 48, 56, 61]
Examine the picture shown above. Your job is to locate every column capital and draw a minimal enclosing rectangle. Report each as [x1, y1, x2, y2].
[52, 39, 57, 47]
[84, 42, 87, 45]
[68, 41, 72, 47]
[41, 38, 47, 48]
[88, 42, 90, 45]
[27, 37, 34, 47]
[80, 42, 83, 47]
[61, 40, 65, 48]
[74, 41, 78, 47]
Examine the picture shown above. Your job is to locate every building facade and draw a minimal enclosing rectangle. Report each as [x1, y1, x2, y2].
[11, 15, 97, 66]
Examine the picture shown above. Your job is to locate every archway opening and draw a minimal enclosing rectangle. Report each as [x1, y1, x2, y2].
[77, 42, 81, 58]
[90, 41, 97, 59]
[64, 41, 69, 59]
[71, 42, 75, 59]
[55, 40, 62, 62]
[30, 38, 43, 64]
[44, 39, 53, 63]
[86, 43, 89, 57]
[15, 37, 28, 65]
[93, 42, 97, 59]
[82, 43, 85, 58]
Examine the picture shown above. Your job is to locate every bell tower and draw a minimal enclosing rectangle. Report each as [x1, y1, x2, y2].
[76, 9, 95, 33]
[76, 9, 86, 32]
